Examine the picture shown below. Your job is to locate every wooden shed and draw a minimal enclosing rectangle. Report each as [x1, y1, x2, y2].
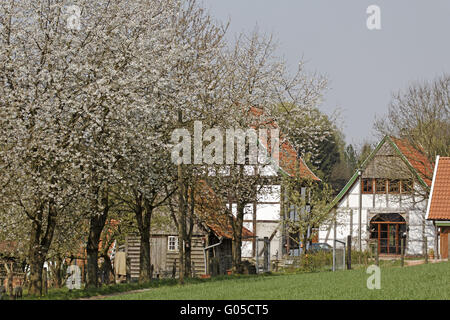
[125, 180, 253, 280]
[125, 219, 253, 279]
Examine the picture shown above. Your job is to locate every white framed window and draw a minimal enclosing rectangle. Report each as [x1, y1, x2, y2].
[168, 236, 178, 252]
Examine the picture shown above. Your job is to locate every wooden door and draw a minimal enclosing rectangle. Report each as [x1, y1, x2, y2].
[150, 237, 167, 275]
[440, 228, 449, 259]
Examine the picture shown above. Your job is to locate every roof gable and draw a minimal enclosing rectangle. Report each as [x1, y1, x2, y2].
[389, 137, 433, 186]
[328, 136, 433, 210]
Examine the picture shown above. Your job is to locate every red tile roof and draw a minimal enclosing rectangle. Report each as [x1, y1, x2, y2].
[194, 180, 253, 239]
[249, 107, 320, 181]
[426, 156, 450, 220]
[390, 137, 434, 186]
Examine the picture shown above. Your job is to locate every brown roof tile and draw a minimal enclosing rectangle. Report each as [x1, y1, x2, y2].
[390, 137, 434, 186]
[427, 157, 450, 220]
[249, 107, 320, 181]
[194, 180, 254, 239]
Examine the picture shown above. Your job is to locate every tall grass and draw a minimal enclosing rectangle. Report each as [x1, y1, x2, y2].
[106, 261, 450, 300]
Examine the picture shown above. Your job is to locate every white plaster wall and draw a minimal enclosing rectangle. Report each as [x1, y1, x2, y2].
[255, 222, 281, 259]
[241, 240, 253, 257]
[256, 203, 280, 221]
[257, 185, 280, 202]
[374, 194, 387, 208]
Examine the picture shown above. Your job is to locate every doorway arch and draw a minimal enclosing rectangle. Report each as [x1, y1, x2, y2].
[369, 213, 406, 255]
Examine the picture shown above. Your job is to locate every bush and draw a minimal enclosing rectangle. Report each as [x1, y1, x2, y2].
[299, 251, 333, 272]
[350, 250, 371, 266]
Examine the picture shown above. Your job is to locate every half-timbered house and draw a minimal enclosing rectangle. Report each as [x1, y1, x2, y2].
[319, 136, 436, 256]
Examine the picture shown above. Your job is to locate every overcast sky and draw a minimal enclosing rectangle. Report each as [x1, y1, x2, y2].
[205, 0, 450, 147]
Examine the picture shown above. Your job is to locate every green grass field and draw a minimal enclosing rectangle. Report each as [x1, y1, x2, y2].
[105, 261, 450, 300]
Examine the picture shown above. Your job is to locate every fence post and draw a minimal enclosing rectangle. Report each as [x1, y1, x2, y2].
[343, 243, 346, 270]
[424, 237, 428, 264]
[347, 235, 352, 270]
[434, 224, 439, 260]
[332, 219, 337, 272]
[332, 239, 336, 272]
[263, 237, 269, 273]
[255, 237, 259, 274]
[375, 242, 379, 266]
[401, 237, 405, 267]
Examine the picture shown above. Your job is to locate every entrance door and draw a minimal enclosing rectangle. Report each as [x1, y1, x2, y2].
[440, 227, 449, 259]
[370, 213, 406, 255]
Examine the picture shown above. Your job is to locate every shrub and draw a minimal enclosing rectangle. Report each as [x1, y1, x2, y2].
[350, 250, 371, 266]
[299, 251, 333, 272]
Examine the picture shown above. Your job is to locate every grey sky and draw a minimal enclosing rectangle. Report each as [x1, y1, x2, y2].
[205, 0, 450, 147]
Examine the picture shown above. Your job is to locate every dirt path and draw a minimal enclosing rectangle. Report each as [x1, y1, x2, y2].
[79, 287, 153, 300]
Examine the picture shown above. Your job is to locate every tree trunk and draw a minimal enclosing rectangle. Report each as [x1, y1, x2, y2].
[86, 213, 107, 288]
[27, 203, 57, 296]
[303, 233, 309, 255]
[100, 254, 114, 285]
[231, 203, 244, 273]
[28, 253, 44, 296]
[231, 237, 242, 273]
[178, 231, 185, 284]
[49, 257, 64, 288]
[184, 190, 195, 278]
[184, 238, 192, 277]
[176, 109, 186, 285]
[138, 227, 151, 282]
[135, 197, 153, 283]
[5, 263, 14, 298]
[54, 257, 64, 288]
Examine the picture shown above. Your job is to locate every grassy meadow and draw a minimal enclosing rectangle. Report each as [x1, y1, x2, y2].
[105, 261, 449, 300]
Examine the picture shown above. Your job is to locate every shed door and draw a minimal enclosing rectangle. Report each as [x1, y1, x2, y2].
[150, 237, 167, 274]
[440, 227, 449, 259]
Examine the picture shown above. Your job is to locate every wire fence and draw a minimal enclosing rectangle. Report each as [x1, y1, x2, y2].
[333, 240, 346, 271]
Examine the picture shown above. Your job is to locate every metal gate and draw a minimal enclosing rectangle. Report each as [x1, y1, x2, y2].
[333, 239, 346, 271]
[254, 237, 271, 273]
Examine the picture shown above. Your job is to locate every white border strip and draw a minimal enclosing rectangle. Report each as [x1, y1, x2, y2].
[425, 155, 440, 220]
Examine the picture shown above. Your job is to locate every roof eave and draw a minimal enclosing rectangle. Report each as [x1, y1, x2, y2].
[425, 155, 440, 220]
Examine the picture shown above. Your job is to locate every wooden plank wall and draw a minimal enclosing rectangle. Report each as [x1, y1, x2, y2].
[126, 236, 141, 280]
[165, 236, 206, 277]
[125, 235, 206, 279]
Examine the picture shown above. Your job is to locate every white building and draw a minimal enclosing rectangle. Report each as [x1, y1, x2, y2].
[319, 136, 436, 256]
[225, 107, 321, 261]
